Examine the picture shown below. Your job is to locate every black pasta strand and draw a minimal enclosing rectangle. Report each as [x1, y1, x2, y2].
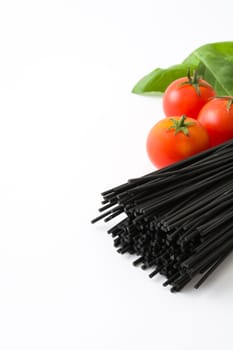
[92, 138, 233, 292]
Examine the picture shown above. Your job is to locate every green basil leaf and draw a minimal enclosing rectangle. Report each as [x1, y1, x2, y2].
[184, 42, 233, 95]
[132, 64, 196, 95]
[132, 41, 233, 96]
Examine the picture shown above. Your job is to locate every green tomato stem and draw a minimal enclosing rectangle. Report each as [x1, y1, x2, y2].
[167, 115, 195, 136]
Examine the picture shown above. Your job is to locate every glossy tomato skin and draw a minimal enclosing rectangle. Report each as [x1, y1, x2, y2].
[163, 77, 215, 119]
[198, 98, 233, 146]
[147, 117, 210, 169]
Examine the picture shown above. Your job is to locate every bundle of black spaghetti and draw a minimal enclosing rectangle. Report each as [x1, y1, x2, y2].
[92, 138, 233, 292]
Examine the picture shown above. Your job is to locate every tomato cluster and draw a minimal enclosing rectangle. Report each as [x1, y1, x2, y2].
[147, 71, 233, 168]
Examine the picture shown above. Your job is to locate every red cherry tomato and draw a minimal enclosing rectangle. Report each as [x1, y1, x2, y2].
[163, 71, 215, 119]
[198, 97, 233, 146]
[147, 116, 210, 168]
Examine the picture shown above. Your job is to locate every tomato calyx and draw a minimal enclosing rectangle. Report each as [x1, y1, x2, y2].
[214, 96, 233, 111]
[167, 115, 195, 136]
[180, 69, 210, 96]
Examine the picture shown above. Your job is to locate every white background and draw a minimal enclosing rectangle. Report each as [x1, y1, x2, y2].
[1, 0, 233, 349]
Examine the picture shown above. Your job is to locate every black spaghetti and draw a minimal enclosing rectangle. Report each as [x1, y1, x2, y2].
[92, 138, 233, 292]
